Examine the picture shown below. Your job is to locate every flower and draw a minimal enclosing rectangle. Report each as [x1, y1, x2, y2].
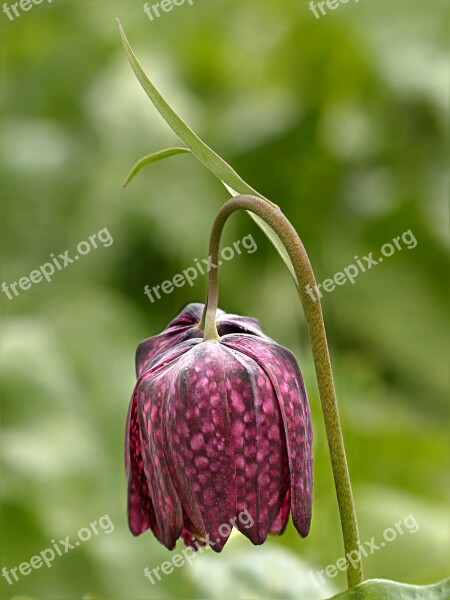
[126, 303, 313, 552]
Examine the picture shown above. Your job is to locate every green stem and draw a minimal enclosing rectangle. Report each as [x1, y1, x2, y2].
[202, 194, 363, 589]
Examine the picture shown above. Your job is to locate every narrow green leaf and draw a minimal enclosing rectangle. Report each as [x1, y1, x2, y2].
[123, 147, 191, 187]
[329, 578, 450, 600]
[116, 18, 299, 289]
[116, 18, 262, 200]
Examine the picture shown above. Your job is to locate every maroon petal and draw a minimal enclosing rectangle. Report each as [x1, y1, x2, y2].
[163, 342, 236, 552]
[216, 313, 267, 338]
[180, 527, 207, 551]
[269, 489, 291, 535]
[137, 368, 186, 549]
[136, 303, 213, 377]
[165, 303, 206, 328]
[220, 345, 290, 544]
[180, 510, 208, 550]
[224, 335, 313, 537]
[125, 390, 161, 538]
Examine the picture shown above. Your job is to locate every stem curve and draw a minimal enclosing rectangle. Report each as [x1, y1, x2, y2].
[202, 194, 363, 589]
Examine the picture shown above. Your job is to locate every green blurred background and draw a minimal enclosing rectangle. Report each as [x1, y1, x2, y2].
[1, 0, 449, 598]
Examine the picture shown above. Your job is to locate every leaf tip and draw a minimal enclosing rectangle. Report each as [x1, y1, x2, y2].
[115, 18, 127, 43]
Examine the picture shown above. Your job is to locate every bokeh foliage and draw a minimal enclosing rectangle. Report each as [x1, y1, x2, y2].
[1, 0, 448, 598]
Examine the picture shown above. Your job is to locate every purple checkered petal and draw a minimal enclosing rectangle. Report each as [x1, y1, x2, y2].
[126, 339, 205, 545]
[269, 489, 291, 535]
[180, 511, 208, 550]
[137, 367, 185, 549]
[219, 345, 290, 544]
[163, 343, 236, 552]
[136, 303, 207, 377]
[223, 335, 313, 537]
[216, 313, 266, 338]
[125, 389, 163, 539]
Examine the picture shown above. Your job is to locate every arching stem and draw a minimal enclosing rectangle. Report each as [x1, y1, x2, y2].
[202, 194, 363, 589]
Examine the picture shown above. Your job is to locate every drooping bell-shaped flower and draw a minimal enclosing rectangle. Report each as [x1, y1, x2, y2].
[126, 303, 313, 552]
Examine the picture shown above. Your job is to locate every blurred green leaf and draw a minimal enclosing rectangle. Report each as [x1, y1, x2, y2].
[330, 578, 450, 599]
[189, 540, 334, 599]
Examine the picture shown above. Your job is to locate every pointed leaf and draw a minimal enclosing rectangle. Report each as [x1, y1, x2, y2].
[116, 19, 299, 289]
[123, 147, 191, 187]
[116, 19, 261, 199]
[329, 578, 450, 600]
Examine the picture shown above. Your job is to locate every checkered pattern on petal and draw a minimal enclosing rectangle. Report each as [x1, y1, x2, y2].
[220, 344, 290, 544]
[163, 343, 236, 552]
[224, 335, 313, 537]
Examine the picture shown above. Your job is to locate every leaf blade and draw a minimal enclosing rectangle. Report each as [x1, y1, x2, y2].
[116, 18, 263, 200]
[116, 19, 299, 289]
[329, 578, 450, 600]
[123, 147, 191, 187]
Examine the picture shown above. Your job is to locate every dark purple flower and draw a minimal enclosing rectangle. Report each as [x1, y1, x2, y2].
[126, 303, 313, 552]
